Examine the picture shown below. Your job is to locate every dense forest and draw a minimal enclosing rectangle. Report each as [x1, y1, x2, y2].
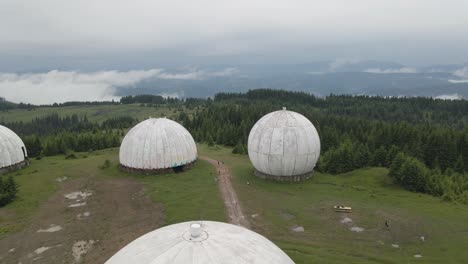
[184, 89, 468, 203]
[1, 89, 467, 204]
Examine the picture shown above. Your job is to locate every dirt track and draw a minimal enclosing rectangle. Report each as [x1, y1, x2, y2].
[0, 176, 164, 264]
[201, 157, 250, 228]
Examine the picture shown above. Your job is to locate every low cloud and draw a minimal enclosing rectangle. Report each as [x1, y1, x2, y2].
[452, 67, 468, 78]
[0, 68, 237, 104]
[448, 79, 468, 83]
[364, 67, 418, 74]
[434, 93, 464, 100]
[328, 58, 360, 72]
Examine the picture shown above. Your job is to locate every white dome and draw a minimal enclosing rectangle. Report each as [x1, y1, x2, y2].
[0, 125, 28, 169]
[248, 109, 320, 178]
[119, 118, 197, 170]
[105, 221, 295, 264]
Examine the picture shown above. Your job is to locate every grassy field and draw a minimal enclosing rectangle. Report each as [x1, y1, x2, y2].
[0, 104, 188, 123]
[2, 144, 468, 263]
[199, 144, 468, 264]
[0, 148, 225, 236]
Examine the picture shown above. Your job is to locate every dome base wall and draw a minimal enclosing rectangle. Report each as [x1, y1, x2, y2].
[120, 160, 196, 175]
[254, 169, 312, 182]
[0, 160, 29, 175]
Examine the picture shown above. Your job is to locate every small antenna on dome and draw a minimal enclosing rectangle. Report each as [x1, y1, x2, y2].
[190, 223, 202, 238]
[282, 107, 287, 111]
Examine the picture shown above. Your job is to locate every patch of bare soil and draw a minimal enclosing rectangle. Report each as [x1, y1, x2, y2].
[201, 157, 250, 228]
[0, 176, 164, 264]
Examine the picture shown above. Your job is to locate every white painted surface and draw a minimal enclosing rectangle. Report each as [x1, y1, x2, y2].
[119, 118, 197, 169]
[248, 109, 320, 177]
[105, 221, 295, 264]
[0, 125, 27, 169]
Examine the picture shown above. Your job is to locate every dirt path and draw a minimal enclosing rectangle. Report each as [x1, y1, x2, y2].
[201, 157, 250, 228]
[0, 176, 164, 264]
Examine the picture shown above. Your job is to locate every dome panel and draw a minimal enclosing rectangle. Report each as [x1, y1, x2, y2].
[0, 125, 27, 170]
[105, 221, 295, 264]
[248, 109, 320, 181]
[119, 118, 197, 171]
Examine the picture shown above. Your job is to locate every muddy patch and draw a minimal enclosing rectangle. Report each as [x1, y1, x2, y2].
[0, 176, 164, 264]
[72, 240, 95, 263]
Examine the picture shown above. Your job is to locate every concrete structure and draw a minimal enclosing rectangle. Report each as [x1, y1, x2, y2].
[105, 221, 295, 264]
[248, 108, 320, 181]
[0, 125, 28, 174]
[119, 118, 197, 173]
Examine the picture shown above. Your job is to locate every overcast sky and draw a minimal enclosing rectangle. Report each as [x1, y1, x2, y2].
[1, 0, 468, 104]
[1, 0, 468, 71]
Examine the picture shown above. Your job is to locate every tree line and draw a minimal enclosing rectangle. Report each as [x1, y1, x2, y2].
[1, 114, 137, 157]
[184, 89, 468, 203]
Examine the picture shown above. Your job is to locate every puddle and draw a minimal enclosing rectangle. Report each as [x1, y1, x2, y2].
[56, 177, 68, 182]
[77, 212, 91, 220]
[37, 224, 62, 233]
[34, 247, 51, 255]
[65, 191, 92, 200]
[68, 202, 87, 208]
[341, 217, 352, 224]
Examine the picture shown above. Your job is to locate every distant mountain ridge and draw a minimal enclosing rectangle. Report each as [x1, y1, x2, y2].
[115, 60, 468, 99]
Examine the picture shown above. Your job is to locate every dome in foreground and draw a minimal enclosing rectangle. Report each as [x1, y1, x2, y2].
[0, 125, 28, 171]
[119, 118, 197, 172]
[248, 108, 320, 181]
[105, 221, 295, 264]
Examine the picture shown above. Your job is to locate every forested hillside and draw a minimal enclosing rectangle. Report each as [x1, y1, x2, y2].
[184, 89, 468, 203]
[1, 89, 467, 203]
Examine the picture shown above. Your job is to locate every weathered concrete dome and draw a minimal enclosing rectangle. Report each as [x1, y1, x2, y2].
[119, 118, 197, 173]
[105, 221, 295, 264]
[248, 108, 320, 181]
[0, 125, 28, 172]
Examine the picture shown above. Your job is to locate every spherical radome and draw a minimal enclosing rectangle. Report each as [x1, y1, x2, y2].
[119, 118, 197, 170]
[105, 221, 295, 264]
[0, 125, 28, 169]
[248, 109, 320, 180]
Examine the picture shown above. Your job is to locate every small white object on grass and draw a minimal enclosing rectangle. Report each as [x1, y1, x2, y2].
[292, 226, 305, 232]
[350, 226, 364, 232]
[413, 254, 423, 258]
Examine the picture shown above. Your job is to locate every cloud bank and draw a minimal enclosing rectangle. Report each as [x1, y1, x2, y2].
[364, 67, 418, 74]
[0, 68, 237, 104]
